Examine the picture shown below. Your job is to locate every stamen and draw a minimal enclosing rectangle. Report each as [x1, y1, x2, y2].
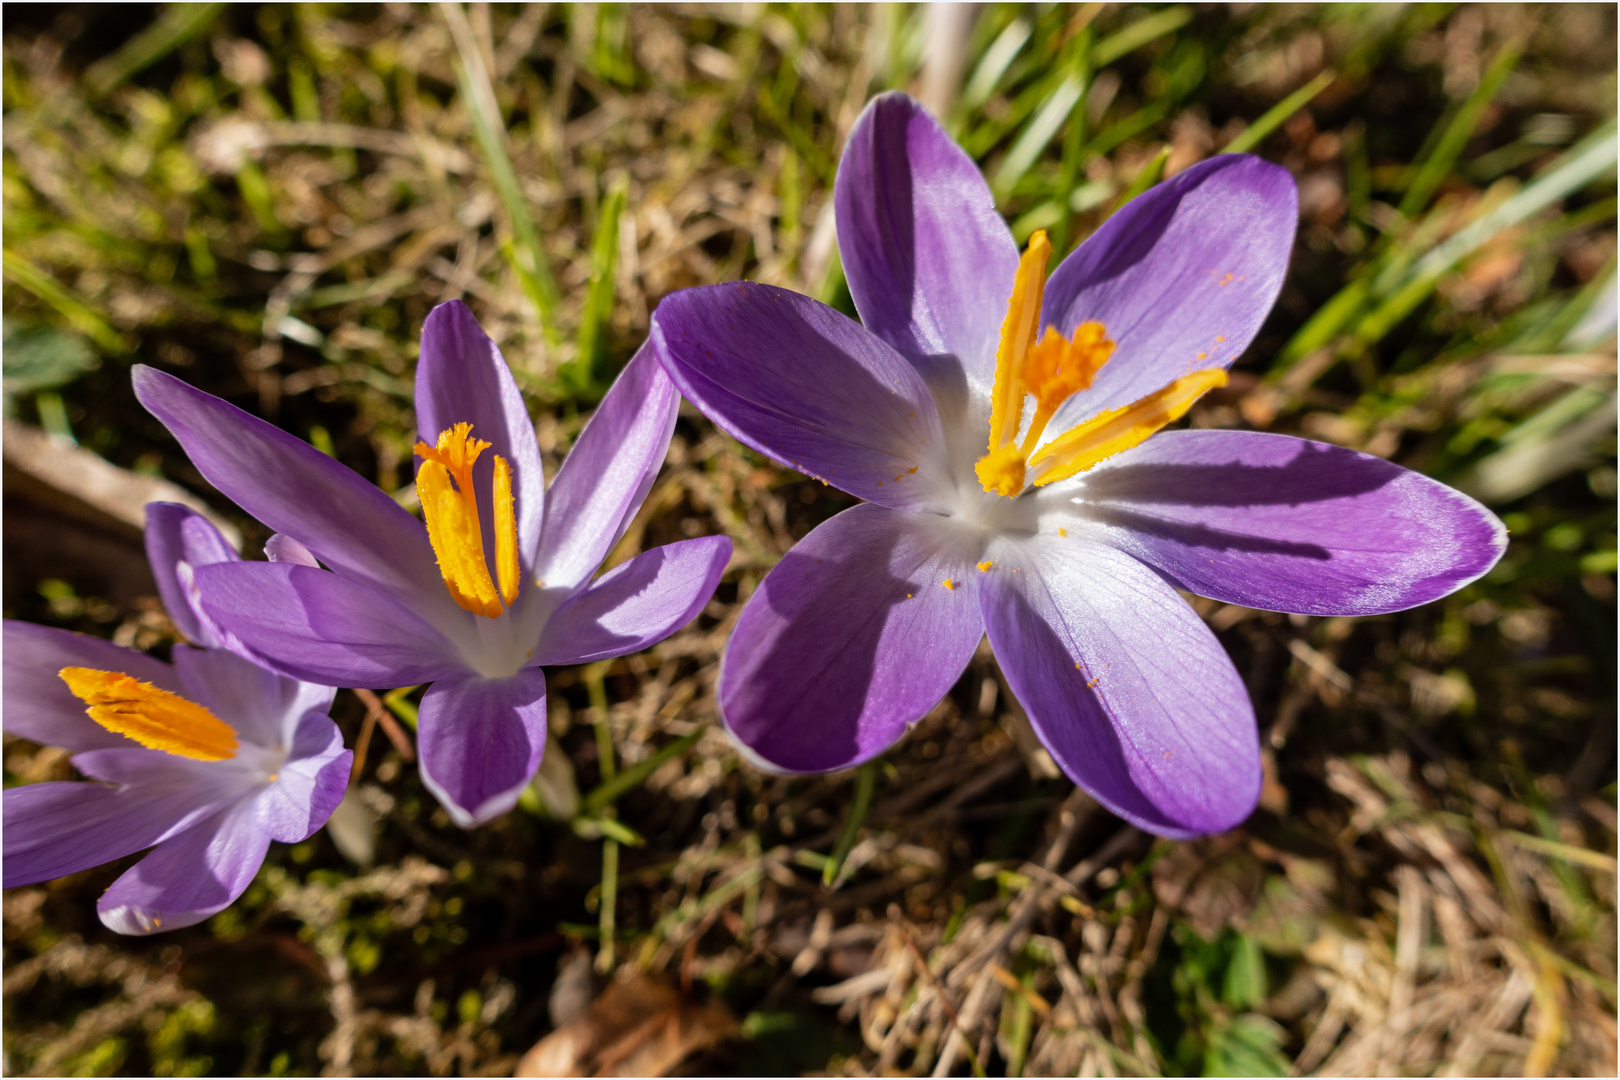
[986, 231, 1052, 452]
[493, 456, 519, 606]
[414, 423, 520, 618]
[1028, 368, 1228, 485]
[60, 668, 238, 761]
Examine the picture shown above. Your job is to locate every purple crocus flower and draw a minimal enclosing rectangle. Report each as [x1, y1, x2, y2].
[650, 92, 1505, 837]
[3, 504, 349, 934]
[132, 302, 731, 827]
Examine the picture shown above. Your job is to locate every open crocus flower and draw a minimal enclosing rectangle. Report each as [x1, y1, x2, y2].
[133, 301, 731, 827]
[3, 504, 349, 933]
[651, 92, 1505, 837]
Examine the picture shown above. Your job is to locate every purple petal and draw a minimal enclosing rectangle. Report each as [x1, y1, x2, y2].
[98, 800, 270, 935]
[721, 503, 982, 773]
[836, 91, 1019, 391]
[416, 668, 547, 828]
[169, 644, 335, 750]
[1043, 155, 1297, 427]
[265, 533, 319, 566]
[534, 344, 678, 593]
[535, 536, 732, 666]
[980, 536, 1259, 838]
[2, 621, 179, 752]
[1073, 430, 1507, 615]
[2, 767, 234, 886]
[144, 503, 240, 648]
[192, 561, 464, 687]
[132, 366, 450, 615]
[652, 283, 950, 508]
[254, 711, 350, 843]
[415, 301, 546, 568]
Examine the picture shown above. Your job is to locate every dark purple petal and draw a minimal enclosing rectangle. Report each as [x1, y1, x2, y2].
[416, 668, 547, 827]
[1042, 155, 1297, 427]
[193, 562, 465, 687]
[1074, 430, 1508, 615]
[652, 283, 950, 508]
[720, 503, 982, 773]
[535, 536, 732, 665]
[2, 621, 178, 752]
[144, 503, 239, 648]
[2, 768, 232, 886]
[169, 644, 335, 750]
[415, 300, 546, 568]
[836, 91, 1019, 390]
[98, 801, 270, 935]
[265, 533, 320, 566]
[534, 344, 678, 593]
[133, 366, 451, 615]
[980, 536, 1259, 838]
[254, 711, 350, 843]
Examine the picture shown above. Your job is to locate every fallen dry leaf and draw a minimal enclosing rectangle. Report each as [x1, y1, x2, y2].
[514, 972, 732, 1078]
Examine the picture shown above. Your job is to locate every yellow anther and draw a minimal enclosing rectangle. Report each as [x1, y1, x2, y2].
[1028, 368, 1229, 485]
[414, 423, 520, 618]
[987, 230, 1052, 453]
[943, 578, 956, 591]
[492, 456, 519, 606]
[977, 560, 993, 572]
[59, 668, 238, 761]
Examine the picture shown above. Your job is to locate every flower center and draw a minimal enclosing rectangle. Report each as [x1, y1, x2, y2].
[59, 667, 238, 761]
[974, 229, 1228, 497]
[414, 422, 520, 618]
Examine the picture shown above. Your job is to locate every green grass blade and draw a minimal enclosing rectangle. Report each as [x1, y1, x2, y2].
[823, 761, 878, 889]
[441, 1, 560, 340]
[1357, 121, 1619, 345]
[992, 73, 1085, 196]
[1398, 34, 1527, 220]
[569, 172, 630, 393]
[1092, 6, 1193, 68]
[83, 3, 226, 97]
[2, 251, 125, 354]
[1222, 70, 1335, 156]
[580, 729, 704, 816]
[960, 18, 1033, 114]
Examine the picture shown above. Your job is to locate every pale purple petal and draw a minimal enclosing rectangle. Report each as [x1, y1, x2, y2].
[192, 562, 465, 687]
[265, 533, 319, 566]
[535, 536, 732, 666]
[836, 91, 1019, 392]
[980, 536, 1259, 838]
[416, 668, 547, 828]
[144, 503, 239, 648]
[98, 800, 270, 935]
[170, 644, 335, 750]
[2, 766, 234, 886]
[254, 711, 350, 843]
[132, 366, 450, 615]
[415, 300, 546, 568]
[652, 283, 950, 508]
[720, 503, 983, 773]
[1042, 155, 1297, 428]
[2, 621, 179, 752]
[534, 344, 678, 593]
[1070, 430, 1508, 615]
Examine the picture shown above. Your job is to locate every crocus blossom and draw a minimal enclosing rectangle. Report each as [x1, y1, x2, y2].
[133, 302, 731, 827]
[3, 504, 349, 933]
[651, 92, 1505, 837]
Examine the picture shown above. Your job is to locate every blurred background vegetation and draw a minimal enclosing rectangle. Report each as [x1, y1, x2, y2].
[2, 3, 1614, 1076]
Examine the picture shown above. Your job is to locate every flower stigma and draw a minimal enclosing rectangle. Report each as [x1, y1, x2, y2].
[415, 422, 519, 617]
[59, 667, 239, 761]
[975, 229, 1228, 497]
